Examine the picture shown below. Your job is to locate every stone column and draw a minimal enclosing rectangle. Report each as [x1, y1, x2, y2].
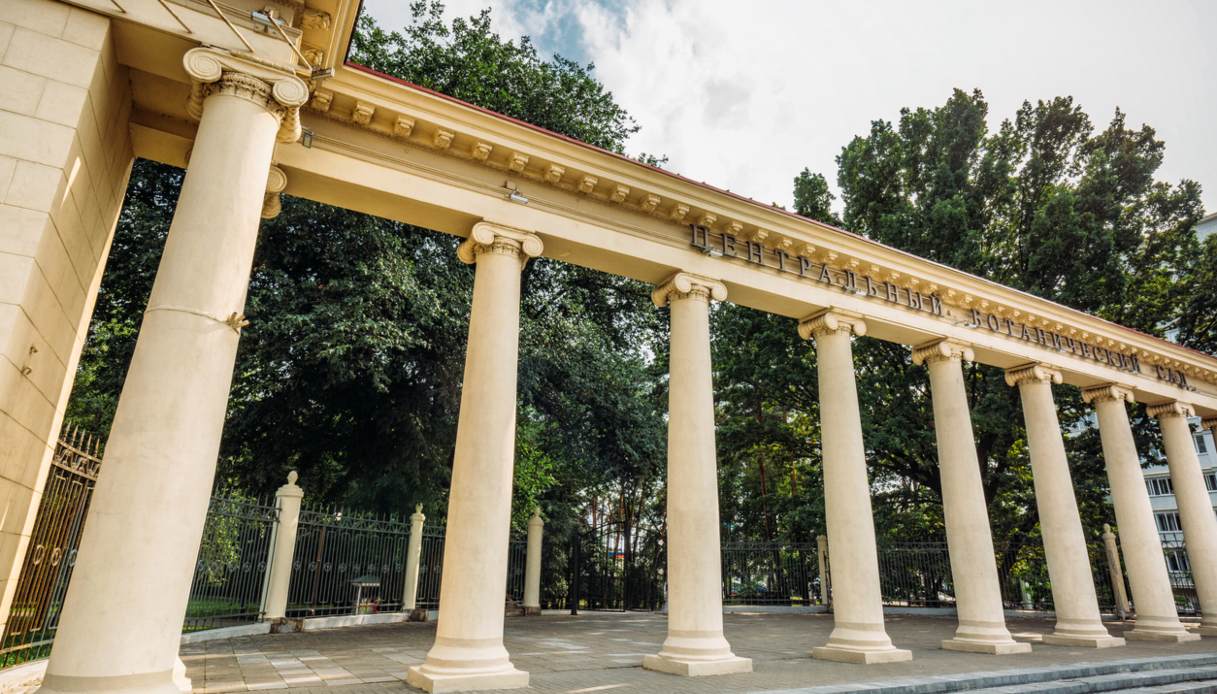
[1084, 385, 1196, 642]
[643, 273, 752, 677]
[913, 340, 1029, 655]
[1005, 364, 1124, 648]
[407, 223, 541, 693]
[1101, 525, 1131, 620]
[38, 48, 306, 694]
[403, 505, 426, 620]
[263, 471, 304, 621]
[1151, 402, 1217, 636]
[523, 509, 544, 615]
[800, 309, 912, 664]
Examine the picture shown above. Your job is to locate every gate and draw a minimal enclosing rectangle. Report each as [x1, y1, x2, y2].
[722, 541, 819, 606]
[0, 426, 101, 665]
[568, 520, 665, 612]
[286, 508, 410, 617]
[183, 495, 277, 631]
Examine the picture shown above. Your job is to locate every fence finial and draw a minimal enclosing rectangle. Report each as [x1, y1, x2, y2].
[287, 470, 299, 485]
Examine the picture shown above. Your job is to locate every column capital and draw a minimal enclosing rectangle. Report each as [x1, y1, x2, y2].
[1202, 417, 1217, 433]
[1146, 400, 1195, 420]
[183, 47, 309, 143]
[456, 222, 544, 265]
[911, 338, 973, 366]
[797, 308, 867, 340]
[1081, 383, 1135, 406]
[262, 164, 287, 219]
[1004, 362, 1062, 387]
[651, 272, 727, 307]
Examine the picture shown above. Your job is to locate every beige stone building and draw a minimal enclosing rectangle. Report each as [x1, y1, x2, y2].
[2, 0, 1217, 691]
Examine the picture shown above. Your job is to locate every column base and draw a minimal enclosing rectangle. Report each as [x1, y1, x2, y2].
[1041, 633, 1126, 648]
[521, 606, 541, 616]
[942, 638, 1032, 654]
[642, 654, 752, 677]
[1124, 628, 1201, 643]
[38, 669, 190, 694]
[406, 665, 528, 693]
[811, 645, 912, 664]
[408, 608, 429, 622]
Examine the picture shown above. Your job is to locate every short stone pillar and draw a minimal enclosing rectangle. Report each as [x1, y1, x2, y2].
[1101, 525, 1131, 620]
[403, 504, 427, 621]
[37, 48, 307, 694]
[1005, 363, 1124, 648]
[801, 309, 911, 664]
[817, 534, 830, 607]
[407, 223, 541, 693]
[1084, 385, 1195, 642]
[914, 339, 1028, 654]
[523, 509, 544, 615]
[643, 272, 751, 677]
[1151, 402, 1217, 636]
[263, 471, 304, 621]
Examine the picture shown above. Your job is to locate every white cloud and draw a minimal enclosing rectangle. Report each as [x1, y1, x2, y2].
[362, 0, 1217, 214]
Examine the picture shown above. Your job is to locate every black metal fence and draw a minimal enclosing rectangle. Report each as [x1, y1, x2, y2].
[184, 495, 278, 631]
[286, 508, 410, 617]
[1162, 537, 1199, 614]
[722, 541, 819, 606]
[567, 521, 666, 612]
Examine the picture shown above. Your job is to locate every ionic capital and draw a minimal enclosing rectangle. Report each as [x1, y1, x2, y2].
[183, 47, 309, 143]
[1003, 362, 1062, 387]
[911, 338, 973, 366]
[456, 222, 543, 265]
[261, 165, 287, 219]
[1201, 417, 1217, 433]
[797, 308, 867, 340]
[1080, 383, 1135, 406]
[1146, 400, 1195, 420]
[651, 272, 727, 308]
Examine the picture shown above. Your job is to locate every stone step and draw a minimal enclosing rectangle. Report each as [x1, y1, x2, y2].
[764, 653, 1217, 694]
[1120, 678, 1217, 693]
[968, 665, 1217, 693]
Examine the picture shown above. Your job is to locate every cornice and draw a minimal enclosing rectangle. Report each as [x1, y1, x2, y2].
[1080, 383, 1135, 406]
[911, 338, 974, 366]
[1146, 401, 1195, 419]
[304, 62, 1217, 391]
[798, 308, 867, 341]
[1004, 363, 1063, 387]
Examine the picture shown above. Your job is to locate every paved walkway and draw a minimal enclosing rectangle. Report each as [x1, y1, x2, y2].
[182, 611, 1217, 693]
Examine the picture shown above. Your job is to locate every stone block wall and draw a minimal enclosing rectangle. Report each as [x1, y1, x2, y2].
[0, 0, 133, 633]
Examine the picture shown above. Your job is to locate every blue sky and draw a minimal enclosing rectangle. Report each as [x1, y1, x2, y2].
[361, 0, 1217, 217]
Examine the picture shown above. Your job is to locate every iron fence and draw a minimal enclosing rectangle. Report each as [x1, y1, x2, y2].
[184, 495, 278, 631]
[877, 542, 954, 607]
[1161, 537, 1198, 614]
[286, 508, 410, 617]
[0, 427, 102, 665]
[721, 541, 819, 606]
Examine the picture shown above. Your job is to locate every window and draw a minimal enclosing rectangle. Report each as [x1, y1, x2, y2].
[1207, 472, 1217, 492]
[1198, 434, 1209, 455]
[1156, 512, 1182, 532]
[1146, 477, 1174, 496]
[1166, 550, 1191, 573]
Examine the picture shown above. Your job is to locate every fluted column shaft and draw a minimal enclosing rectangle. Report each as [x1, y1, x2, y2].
[643, 273, 751, 677]
[1006, 364, 1123, 648]
[1154, 403, 1217, 636]
[523, 510, 544, 615]
[915, 340, 1028, 655]
[1085, 387, 1195, 642]
[407, 223, 542, 693]
[39, 48, 306, 694]
[802, 310, 911, 664]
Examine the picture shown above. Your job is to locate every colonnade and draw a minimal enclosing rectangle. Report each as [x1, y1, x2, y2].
[29, 47, 1217, 694]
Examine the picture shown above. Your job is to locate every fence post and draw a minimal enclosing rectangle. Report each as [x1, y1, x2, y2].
[403, 504, 427, 621]
[523, 509, 544, 615]
[1102, 523, 1131, 619]
[263, 471, 304, 621]
[816, 534, 830, 608]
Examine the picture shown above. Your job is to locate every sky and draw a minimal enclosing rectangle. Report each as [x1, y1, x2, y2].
[360, 0, 1217, 217]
